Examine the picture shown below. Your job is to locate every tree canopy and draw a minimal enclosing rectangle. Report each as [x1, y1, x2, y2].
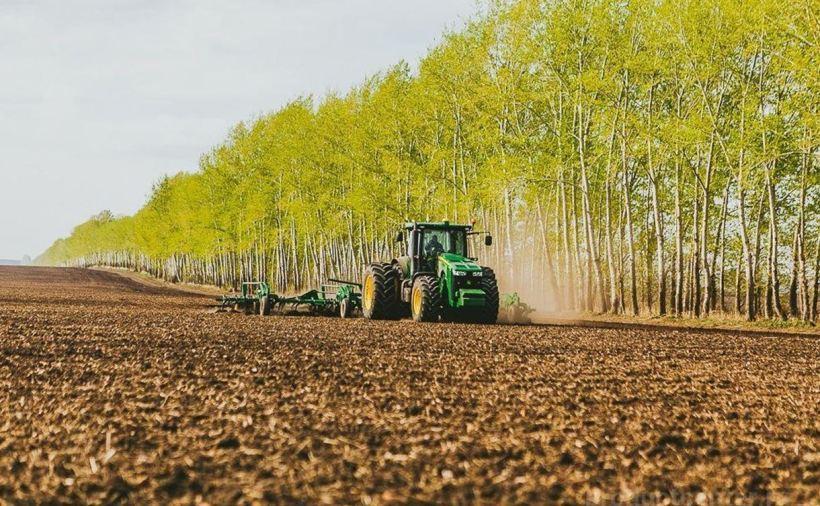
[38, 0, 819, 321]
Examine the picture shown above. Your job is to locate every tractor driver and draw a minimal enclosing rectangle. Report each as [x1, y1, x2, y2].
[423, 233, 445, 270]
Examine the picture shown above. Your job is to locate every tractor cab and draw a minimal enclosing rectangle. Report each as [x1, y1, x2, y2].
[398, 222, 472, 275]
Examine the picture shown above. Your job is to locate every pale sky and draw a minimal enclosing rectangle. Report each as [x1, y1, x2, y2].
[0, 0, 478, 260]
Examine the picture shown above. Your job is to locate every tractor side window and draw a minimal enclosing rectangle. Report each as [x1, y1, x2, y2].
[448, 231, 467, 256]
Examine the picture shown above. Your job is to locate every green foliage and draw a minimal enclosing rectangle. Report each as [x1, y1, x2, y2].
[38, 0, 817, 320]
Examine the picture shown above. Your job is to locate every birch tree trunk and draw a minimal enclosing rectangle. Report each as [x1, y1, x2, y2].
[578, 105, 607, 313]
[674, 161, 684, 316]
[622, 127, 639, 316]
[647, 85, 666, 315]
[764, 162, 785, 319]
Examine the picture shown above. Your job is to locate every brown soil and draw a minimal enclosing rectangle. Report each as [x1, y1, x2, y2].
[529, 314, 819, 339]
[530, 313, 820, 338]
[0, 266, 817, 504]
[89, 267, 224, 297]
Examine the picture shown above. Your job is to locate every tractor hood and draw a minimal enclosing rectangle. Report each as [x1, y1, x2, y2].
[438, 252, 483, 273]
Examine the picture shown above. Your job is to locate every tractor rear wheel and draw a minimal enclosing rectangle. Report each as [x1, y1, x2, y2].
[362, 263, 401, 320]
[411, 275, 441, 322]
[474, 267, 499, 324]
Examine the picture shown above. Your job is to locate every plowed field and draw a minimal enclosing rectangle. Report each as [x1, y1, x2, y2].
[0, 266, 817, 504]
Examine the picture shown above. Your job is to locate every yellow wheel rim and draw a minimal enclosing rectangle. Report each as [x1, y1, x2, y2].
[363, 275, 375, 312]
[412, 284, 423, 317]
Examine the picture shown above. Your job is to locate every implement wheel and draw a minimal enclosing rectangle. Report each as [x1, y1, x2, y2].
[411, 275, 441, 323]
[259, 296, 271, 316]
[340, 297, 351, 318]
[362, 263, 400, 320]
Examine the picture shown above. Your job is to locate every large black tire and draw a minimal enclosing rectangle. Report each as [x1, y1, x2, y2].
[259, 296, 271, 316]
[474, 267, 499, 324]
[362, 263, 401, 320]
[411, 275, 441, 323]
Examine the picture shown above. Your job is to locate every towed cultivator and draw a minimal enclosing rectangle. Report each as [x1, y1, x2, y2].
[217, 279, 362, 318]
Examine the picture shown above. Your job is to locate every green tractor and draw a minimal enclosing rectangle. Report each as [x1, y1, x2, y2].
[362, 221, 499, 323]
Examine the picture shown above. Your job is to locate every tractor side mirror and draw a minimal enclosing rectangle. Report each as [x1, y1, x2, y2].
[396, 232, 404, 243]
[485, 235, 493, 247]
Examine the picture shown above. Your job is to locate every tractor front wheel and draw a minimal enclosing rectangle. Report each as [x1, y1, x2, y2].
[340, 297, 351, 318]
[362, 263, 400, 320]
[474, 267, 500, 323]
[411, 275, 441, 323]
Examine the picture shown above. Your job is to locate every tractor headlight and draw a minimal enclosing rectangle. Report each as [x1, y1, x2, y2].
[472, 271, 483, 277]
[454, 271, 467, 277]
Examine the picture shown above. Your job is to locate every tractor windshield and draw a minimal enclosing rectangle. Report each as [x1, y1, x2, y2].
[422, 229, 467, 259]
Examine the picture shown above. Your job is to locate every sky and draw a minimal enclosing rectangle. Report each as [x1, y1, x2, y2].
[0, 0, 478, 260]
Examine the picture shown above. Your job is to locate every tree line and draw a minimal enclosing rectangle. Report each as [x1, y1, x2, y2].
[38, 0, 818, 322]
